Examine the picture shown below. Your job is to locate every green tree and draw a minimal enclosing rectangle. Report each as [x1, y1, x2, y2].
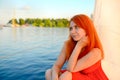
[8, 18, 69, 27]
[19, 18, 25, 25]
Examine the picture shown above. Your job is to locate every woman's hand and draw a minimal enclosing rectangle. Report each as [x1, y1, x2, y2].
[59, 71, 72, 80]
[76, 36, 89, 49]
[66, 36, 89, 72]
[52, 76, 58, 80]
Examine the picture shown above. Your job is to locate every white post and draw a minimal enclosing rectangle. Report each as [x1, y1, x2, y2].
[93, 0, 120, 79]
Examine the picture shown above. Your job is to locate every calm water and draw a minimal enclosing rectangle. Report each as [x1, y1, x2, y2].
[0, 27, 69, 80]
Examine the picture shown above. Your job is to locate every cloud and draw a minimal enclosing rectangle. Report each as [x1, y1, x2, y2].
[20, 6, 31, 10]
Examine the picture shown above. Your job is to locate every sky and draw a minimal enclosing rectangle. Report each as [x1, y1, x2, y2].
[0, 0, 95, 24]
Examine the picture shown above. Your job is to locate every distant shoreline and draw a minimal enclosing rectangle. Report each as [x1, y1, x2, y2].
[6, 18, 69, 27]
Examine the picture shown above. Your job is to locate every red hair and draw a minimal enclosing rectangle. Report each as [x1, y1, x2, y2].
[65, 14, 104, 59]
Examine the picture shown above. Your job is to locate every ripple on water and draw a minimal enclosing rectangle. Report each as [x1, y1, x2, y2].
[0, 27, 69, 80]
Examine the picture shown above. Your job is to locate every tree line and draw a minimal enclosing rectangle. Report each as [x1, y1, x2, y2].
[8, 18, 69, 27]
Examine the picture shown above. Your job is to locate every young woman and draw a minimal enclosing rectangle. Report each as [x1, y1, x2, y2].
[45, 14, 108, 80]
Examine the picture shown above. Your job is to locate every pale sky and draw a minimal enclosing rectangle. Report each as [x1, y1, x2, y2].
[0, 0, 95, 24]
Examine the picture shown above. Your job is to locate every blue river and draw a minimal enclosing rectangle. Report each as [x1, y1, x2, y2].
[0, 27, 69, 80]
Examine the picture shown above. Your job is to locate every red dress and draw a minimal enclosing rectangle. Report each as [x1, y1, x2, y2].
[61, 61, 108, 80]
[61, 50, 108, 80]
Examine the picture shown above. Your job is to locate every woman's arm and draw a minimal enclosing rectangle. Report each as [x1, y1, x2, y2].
[66, 43, 82, 72]
[51, 42, 67, 80]
[66, 36, 102, 72]
[71, 48, 102, 72]
[67, 36, 88, 72]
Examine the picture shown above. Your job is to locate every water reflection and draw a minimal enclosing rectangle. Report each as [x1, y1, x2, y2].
[0, 27, 69, 80]
[12, 27, 17, 41]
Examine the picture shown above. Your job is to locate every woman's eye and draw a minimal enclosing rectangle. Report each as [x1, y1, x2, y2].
[75, 26, 79, 29]
[69, 27, 72, 31]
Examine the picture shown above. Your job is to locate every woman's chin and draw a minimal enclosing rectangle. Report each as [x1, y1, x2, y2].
[73, 38, 80, 41]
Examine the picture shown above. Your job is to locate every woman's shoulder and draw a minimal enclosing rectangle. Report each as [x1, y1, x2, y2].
[90, 48, 102, 54]
[89, 48, 102, 57]
[63, 40, 69, 46]
[64, 40, 69, 44]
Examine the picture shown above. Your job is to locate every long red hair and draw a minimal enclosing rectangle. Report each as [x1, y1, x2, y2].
[65, 14, 104, 59]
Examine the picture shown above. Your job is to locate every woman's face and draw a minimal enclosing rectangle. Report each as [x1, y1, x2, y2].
[69, 21, 86, 41]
